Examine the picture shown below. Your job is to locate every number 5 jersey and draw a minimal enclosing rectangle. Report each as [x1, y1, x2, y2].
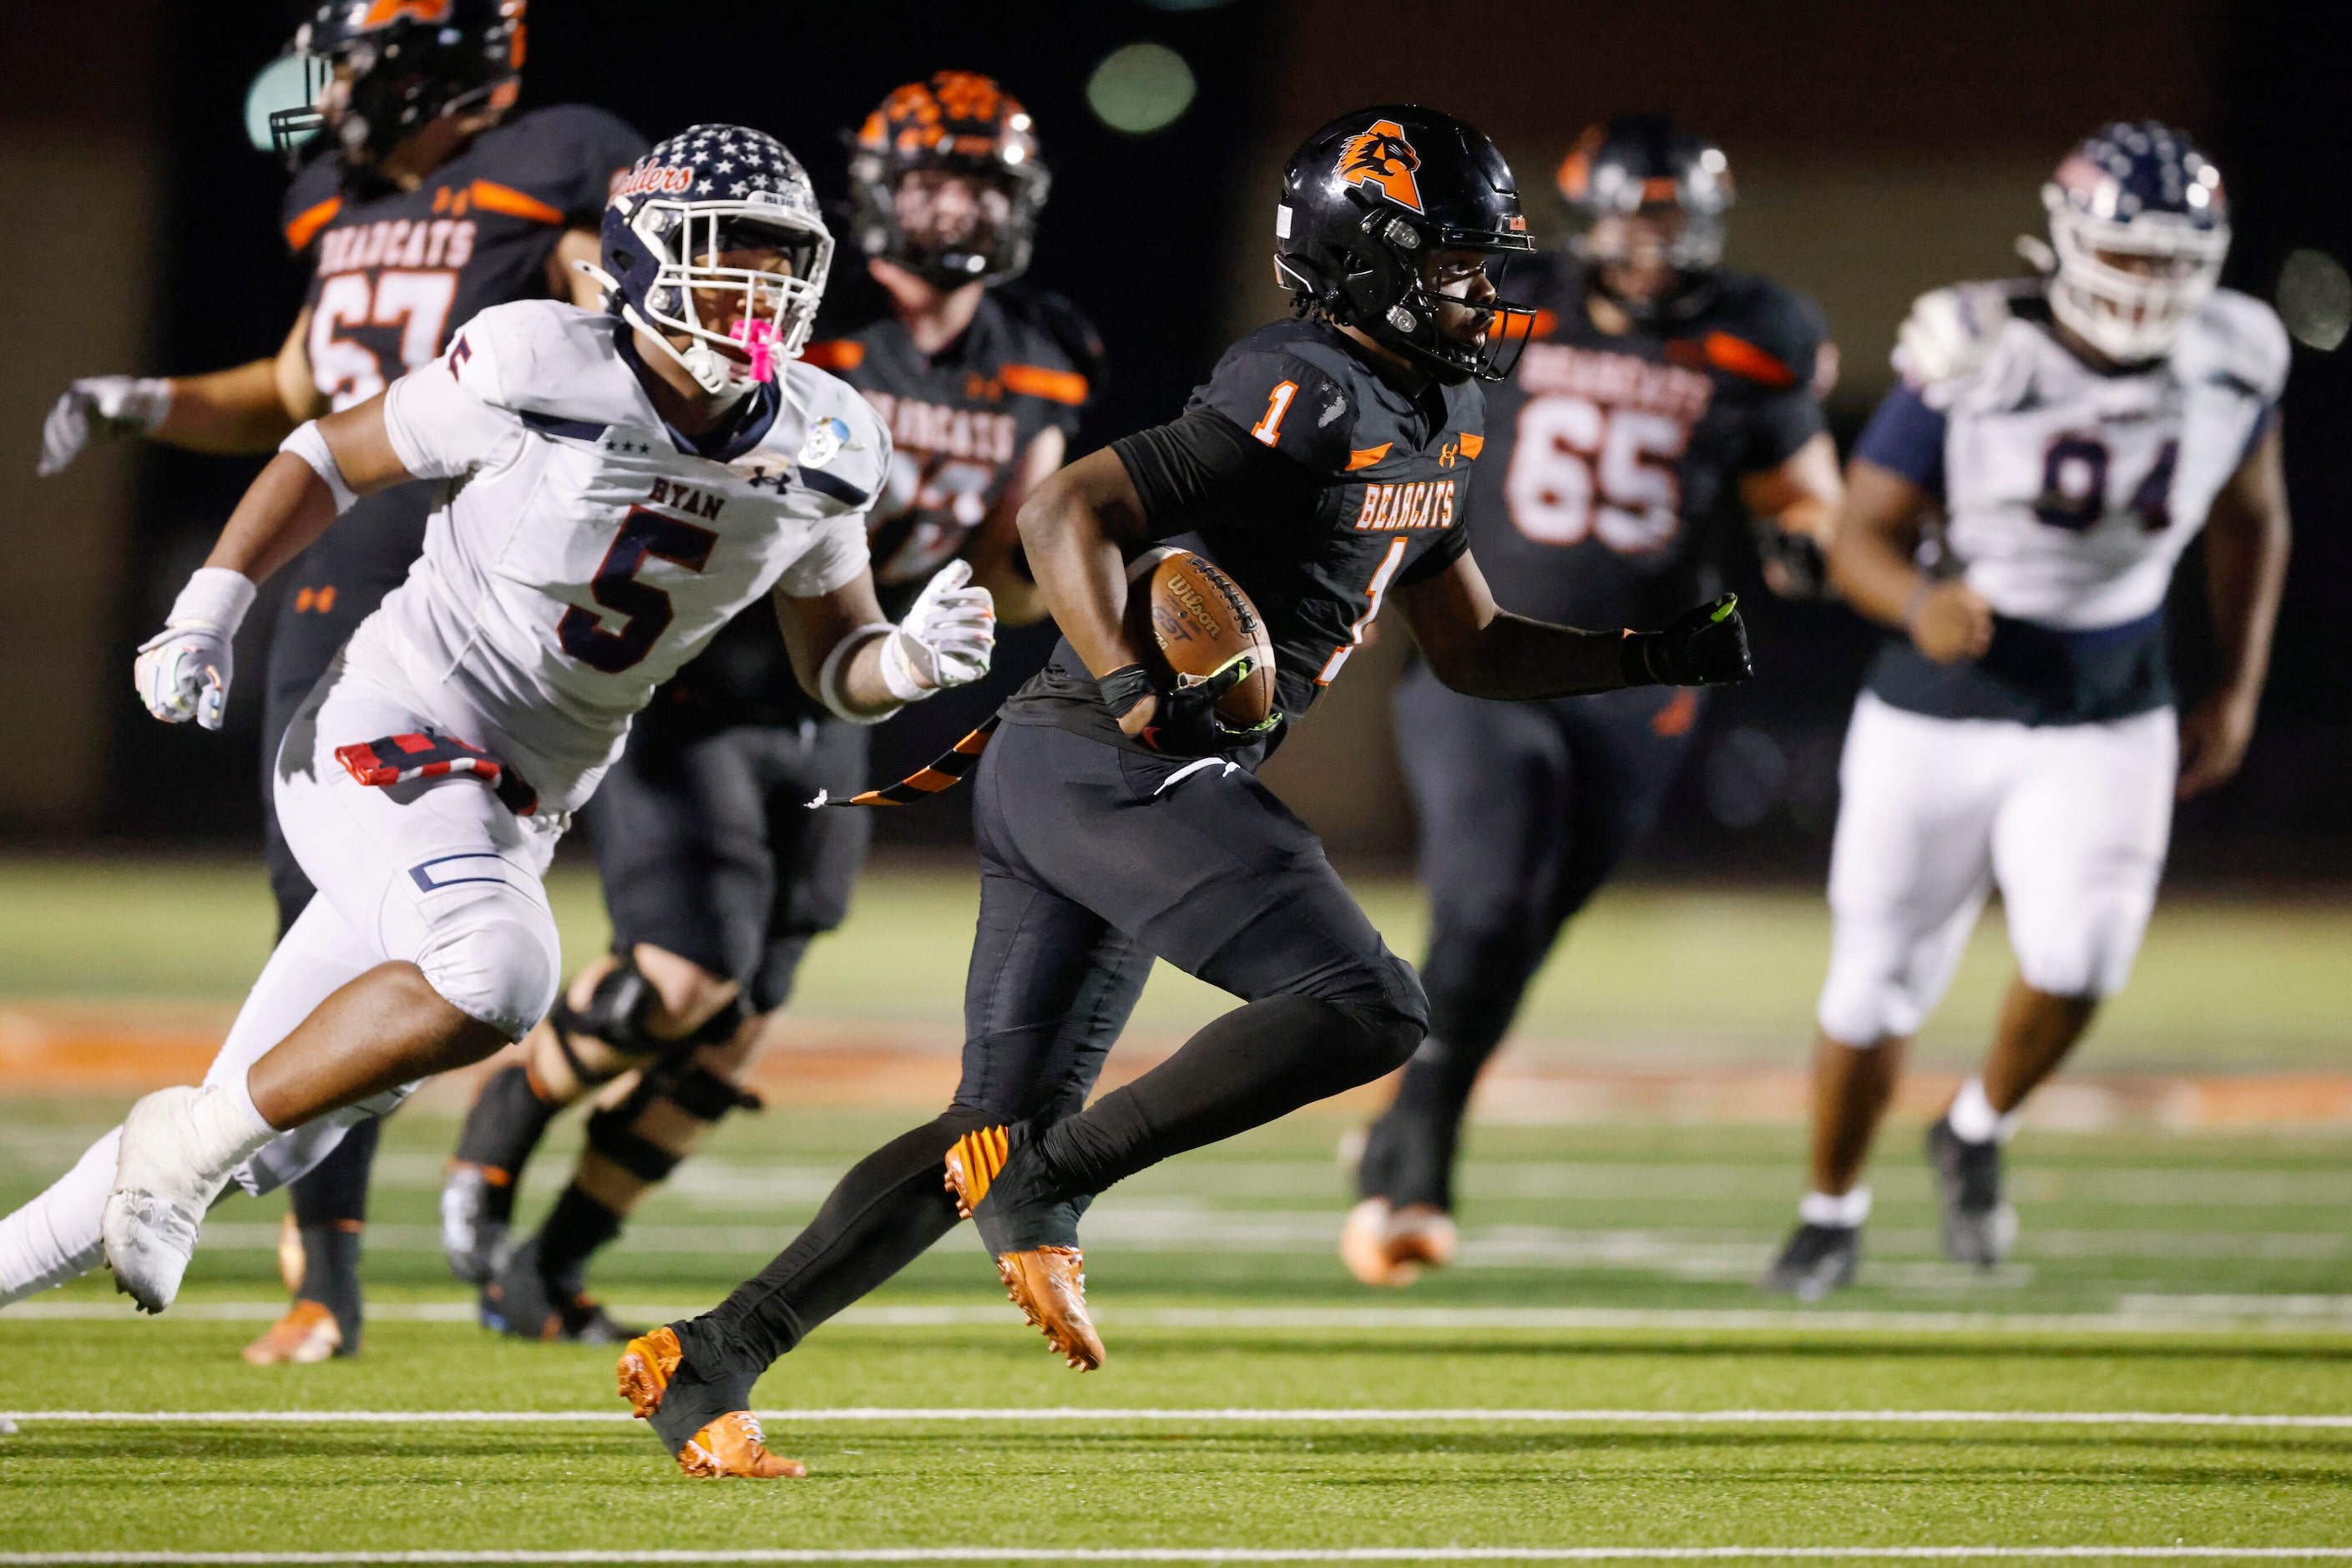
[346, 299, 890, 814]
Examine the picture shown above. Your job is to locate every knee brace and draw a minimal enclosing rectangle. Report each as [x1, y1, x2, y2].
[541, 957, 665, 1093]
[412, 881, 562, 1044]
[582, 1022, 761, 1185]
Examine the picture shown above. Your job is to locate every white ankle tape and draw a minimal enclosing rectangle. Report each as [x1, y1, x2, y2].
[193, 1077, 281, 1177]
[1799, 1187, 1872, 1228]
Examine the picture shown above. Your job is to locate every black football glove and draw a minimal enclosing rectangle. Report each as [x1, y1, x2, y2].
[1622, 594, 1753, 688]
[1098, 658, 1277, 758]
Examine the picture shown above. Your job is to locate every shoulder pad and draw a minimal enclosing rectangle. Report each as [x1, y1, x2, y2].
[1892, 278, 2036, 389]
[776, 361, 893, 511]
[994, 286, 1110, 397]
[2176, 288, 2291, 403]
[443, 301, 635, 420]
[281, 156, 344, 254]
[1705, 272, 1829, 387]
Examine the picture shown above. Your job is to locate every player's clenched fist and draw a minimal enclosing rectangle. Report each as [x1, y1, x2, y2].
[1904, 579, 1995, 665]
[38, 376, 172, 477]
[879, 559, 996, 701]
[134, 568, 255, 731]
[1625, 593, 1753, 688]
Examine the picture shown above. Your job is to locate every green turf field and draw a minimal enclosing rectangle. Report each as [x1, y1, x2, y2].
[3, 856, 2349, 1068]
[3, 1100, 2349, 1559]
[1, 859, 2347, 1559]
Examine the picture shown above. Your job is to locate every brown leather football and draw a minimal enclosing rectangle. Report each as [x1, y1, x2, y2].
[1124, 547, 1277, 728]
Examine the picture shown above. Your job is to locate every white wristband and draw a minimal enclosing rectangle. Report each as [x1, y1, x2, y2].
[817, 623, 897, 726]
[879, 633, 933, 705]
[279, 420, 358, 515]
[165, 567, 257, 636]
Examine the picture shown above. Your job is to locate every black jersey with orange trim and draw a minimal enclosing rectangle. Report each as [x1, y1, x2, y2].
[648, 284, 1103, 730]
[281, 104, 646, 412]
[1469, 254, 1828, 629]
[801, 286, 1100, 604]
[1001, 316, 1484, 760]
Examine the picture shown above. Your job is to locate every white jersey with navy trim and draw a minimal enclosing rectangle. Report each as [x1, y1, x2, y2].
[350, 299, 891, 812]
[1864, 286, 2286, 630]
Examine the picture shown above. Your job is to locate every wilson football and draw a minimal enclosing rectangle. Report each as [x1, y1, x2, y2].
[1124, 547, 1278, 729]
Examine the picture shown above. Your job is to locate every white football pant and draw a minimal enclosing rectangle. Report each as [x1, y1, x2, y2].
[1815, 692, 2176, 1048]
[0, 662, 564, 1306]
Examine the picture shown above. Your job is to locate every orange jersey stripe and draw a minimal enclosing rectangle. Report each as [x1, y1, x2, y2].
[999, 362, 1088, 405]
[285, 197, 342, 252]
[1701, 331, 1797, 389]
[799, 340, 865, 372]
[1457, 432, 1485, 459]
[1346, 444, 1392, 472]
[467, 180, 565, 225]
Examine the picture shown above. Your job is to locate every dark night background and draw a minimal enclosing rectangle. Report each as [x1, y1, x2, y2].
[9, 0, 2348, 882]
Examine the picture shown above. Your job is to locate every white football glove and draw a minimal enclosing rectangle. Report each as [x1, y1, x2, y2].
[879, 558, 996, 702]
[39, 376, 173, 477]
[134, 568, 255, 731]
[1892, 282, 2012, 387]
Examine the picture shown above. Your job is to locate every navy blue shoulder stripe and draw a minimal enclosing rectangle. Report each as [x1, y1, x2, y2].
[798, 467, 870, 508]
[520, 410, 609, 442]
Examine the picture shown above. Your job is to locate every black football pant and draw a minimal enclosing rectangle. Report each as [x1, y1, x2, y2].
[1357, 667, 1701, 1214]
[661, 718, 1424, 1442]
[265, 489, 434, 1244]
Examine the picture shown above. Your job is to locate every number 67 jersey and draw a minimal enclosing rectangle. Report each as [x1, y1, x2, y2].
[344, 299, 891, 815]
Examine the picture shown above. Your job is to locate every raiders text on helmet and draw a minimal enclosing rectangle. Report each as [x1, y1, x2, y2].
[272, 0, 525, 170]
[1556, 114, 1734, 322]
[597, 126, 834, 397]
[2041, 119, 2229, 363]
[847, 71, 1051, 290]
[1274, 105, 1537, 383]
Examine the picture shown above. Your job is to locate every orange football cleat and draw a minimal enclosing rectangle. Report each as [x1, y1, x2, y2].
[615, 1326, 684, 1420]
[943, 1125, 1010, 1217]
[241, 1299, 342, 1365]
[675, 1411, 806, 1479]
[1338, 1198, 1455, 1287]
[996, 1247, 1105, 1371]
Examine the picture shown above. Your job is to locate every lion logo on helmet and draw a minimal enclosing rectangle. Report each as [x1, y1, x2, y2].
[1336, 120, 1424, 214]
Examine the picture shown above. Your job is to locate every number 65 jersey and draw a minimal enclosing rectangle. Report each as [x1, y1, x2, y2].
[345, 300, 891, 814]
[1854, 281, 2287, 724]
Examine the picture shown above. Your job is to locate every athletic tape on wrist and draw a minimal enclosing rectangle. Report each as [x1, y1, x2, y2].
[817, 623, 898, 726]
[878, 631, 935, 705]
[279, 421, 358, 515]
[165, 567, 258, 637]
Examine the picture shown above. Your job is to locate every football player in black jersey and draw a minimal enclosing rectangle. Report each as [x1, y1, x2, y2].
[436, 73, 1100, 1346]
[612, 106, 1752, 1481]
[35, 0, 645, 1363]
[1340, 115, 1846, 1286]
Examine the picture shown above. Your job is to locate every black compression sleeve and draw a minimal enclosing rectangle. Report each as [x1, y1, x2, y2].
[1110, 407, 1325, 539]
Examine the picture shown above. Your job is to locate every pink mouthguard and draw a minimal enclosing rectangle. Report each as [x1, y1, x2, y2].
[729, 317, 781, 382]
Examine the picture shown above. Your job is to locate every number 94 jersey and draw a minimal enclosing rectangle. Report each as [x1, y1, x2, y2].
[346, 300, 890, 816]
[1859, 281, 2288, 630]
[1467, 254, 1832, 630]
[282, 105, 648, 410]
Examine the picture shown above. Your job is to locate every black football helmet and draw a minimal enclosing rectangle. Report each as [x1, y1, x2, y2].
[1274, 105, 1537, 383]
[846, 71, 1051, 290]
[270, 0, 525, 171]
[1556, 114, 1733, 322]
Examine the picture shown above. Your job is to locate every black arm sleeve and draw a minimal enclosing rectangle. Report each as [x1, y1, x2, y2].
[1110, 407, 1324, 540]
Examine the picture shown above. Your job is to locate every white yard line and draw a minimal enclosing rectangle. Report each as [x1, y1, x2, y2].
[4, 1547, 2352, 1564]
[8, 1302, 2352, 1334]
[4, 1408, 2349, 1429]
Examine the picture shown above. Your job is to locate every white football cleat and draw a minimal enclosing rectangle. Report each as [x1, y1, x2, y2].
[103, 1085, 266, 1314]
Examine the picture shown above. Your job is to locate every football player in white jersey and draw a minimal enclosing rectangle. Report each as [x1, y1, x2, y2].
[0, 125, 996, 1318]
[1761, 122, 2292, 1298]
